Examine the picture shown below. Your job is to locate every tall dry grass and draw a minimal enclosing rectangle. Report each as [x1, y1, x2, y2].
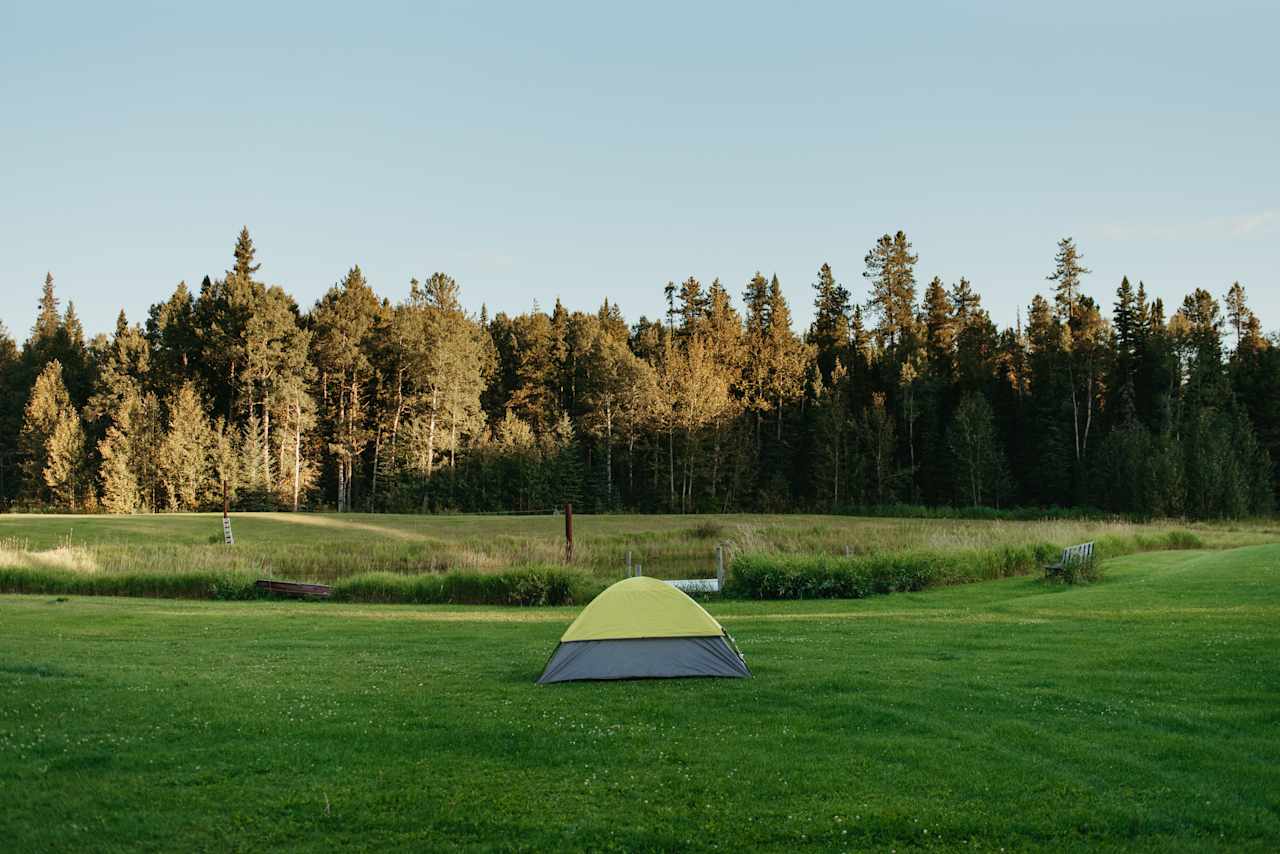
[0, 515, 1274, 604]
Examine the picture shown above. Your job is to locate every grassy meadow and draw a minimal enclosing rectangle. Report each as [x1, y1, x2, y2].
[1, 512, 1277, 602]
[2, 545, 1278, 851]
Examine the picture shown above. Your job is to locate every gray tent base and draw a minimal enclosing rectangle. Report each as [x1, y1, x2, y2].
[537, 636, 751, 684]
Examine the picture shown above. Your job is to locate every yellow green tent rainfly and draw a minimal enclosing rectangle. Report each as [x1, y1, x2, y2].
[537, 576, 751, 684]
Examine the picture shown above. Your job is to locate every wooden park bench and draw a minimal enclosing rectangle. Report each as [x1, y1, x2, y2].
[1044, 542, 1094, 578]
[254, 579, 332, 599]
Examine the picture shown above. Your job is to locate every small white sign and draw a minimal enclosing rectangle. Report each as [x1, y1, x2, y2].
[222, 515, 234, 545]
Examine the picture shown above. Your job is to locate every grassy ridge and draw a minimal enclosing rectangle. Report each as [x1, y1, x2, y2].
[2, 546, 1278, 851]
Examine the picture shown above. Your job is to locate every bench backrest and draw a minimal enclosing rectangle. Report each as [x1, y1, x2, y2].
[1060, 542, 1094, 566]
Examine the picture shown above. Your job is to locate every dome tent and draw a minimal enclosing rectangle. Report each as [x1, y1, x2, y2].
[536, 576, 751, 684]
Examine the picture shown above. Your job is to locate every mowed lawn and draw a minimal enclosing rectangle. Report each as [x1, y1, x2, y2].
[2, 547, 1278, 852]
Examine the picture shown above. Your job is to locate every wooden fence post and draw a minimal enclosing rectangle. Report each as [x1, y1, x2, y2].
[626, 550, 633, 577]
[564, 502, 574, 563]
[716, 544, 725, 590]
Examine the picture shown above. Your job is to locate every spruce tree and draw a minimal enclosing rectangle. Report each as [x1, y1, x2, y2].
[33, 273, 61, 345]
[43, 407, 88, 510]
[146, 281, 199, 394]
[809, 263, 850, 383]
[98, 390, 141, 514]
[921, 277, 955, 374]
[0, 323, 20, 501]
[19, 360, 75, 506]
[159, 381, 213, 511]
[1047, 237, 1090, 321]
[1224, 282, 1251, 351]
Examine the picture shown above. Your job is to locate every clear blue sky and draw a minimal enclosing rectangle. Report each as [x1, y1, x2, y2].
[3, 1, 1277, 341]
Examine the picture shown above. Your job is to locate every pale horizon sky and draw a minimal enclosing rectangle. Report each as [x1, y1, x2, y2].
[2, 1, 1277, 342]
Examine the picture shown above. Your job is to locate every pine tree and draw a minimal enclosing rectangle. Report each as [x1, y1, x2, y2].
[98, 390, 142, 514]
[740, 272, 773, 445]
[947, 393, 1010, 507]
[1224, 281, 1251, 351]
[1109, 277, 1140, 426]
[146, 281, 199, 394]
[809, 263, 850, 383]
[1174, 288, 1226, 406]
[1047, 237, 1090, 321]
[857, 393, 905, 505]
[581, 325, 655, 508]
[813, 360, 851, 509]
[232, 226, 262, 280]
[676, 277, 708, 336]
[43, 406, 88, 510]
[159, 381, 213, 511]
[0, 322, 21, 501]
[764, 275, 807, 439]
[311, 265, 381, 510]
[863, 231, 919, 352]
[241, 283, 311, 502]
[949, 277, 980, 322]
[19, 360, 76, 506]
[921, 277, 955, 374]
[33, 273, 61, 346]
[1043, 239, 1103, 470]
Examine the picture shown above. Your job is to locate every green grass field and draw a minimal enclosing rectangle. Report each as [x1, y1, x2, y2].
[3, 545, 1278, 851]
[2, 511, 1277, 584]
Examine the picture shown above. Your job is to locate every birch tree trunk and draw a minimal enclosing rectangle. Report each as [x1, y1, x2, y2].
[604, 398, 613, 505]
[292, 393, 301, 512]
[370, 426, 382, 509]
[420, 387, 439, 512]
[262, 397, 271, 489]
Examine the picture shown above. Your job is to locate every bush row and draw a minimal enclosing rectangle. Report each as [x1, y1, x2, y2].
[0, 565, 602, 606]
[330, 567, 601, 606]
[0, 567, 261, 600]
[728, 530, 1205, 599]
[0, 531, 1205, 605]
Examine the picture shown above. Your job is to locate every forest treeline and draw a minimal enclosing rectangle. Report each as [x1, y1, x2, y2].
[1, 228, 1276, 519]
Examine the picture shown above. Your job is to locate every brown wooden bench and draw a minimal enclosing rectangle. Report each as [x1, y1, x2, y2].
[255, 579, 332, 599]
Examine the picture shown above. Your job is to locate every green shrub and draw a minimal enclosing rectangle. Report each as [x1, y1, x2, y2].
[727, 545, 1056, 600]
[732, 540, 1172, 601]
[0, 567, 260, 600]
[330, 566, 601, 606]
[1044, 555, 1102, 585]
[0, 563, 601, 606]
[689, 520, 727, 540]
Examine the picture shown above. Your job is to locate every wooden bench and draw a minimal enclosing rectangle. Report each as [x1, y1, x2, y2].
[255, 579, 332, 599]
[1044, 542, 1094, 578]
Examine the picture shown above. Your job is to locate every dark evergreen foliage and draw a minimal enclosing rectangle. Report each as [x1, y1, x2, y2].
[4, 230, 1276, 518]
